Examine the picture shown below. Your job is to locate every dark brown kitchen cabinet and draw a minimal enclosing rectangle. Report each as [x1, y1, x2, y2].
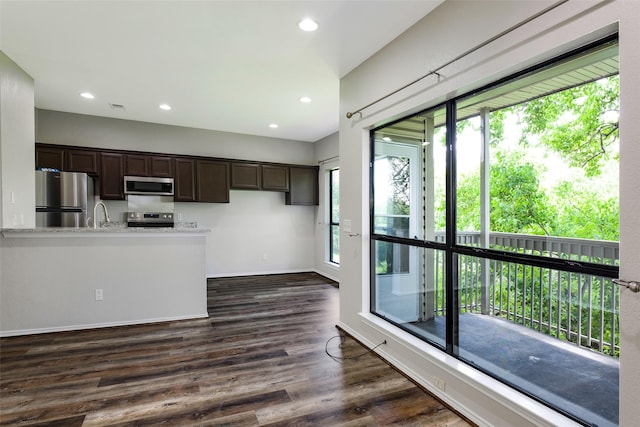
[125, 154, 150, 176]
[100, 152, 125, 200]
[126, 154, 173, 178]
[286, 166, 319, 206]
[231, 163, 261, 190]
[150, 156, 173, 178]
[262, 165, 289, 192]
[34, 142, 318, 206]
[197, 160, 229, 203]
[66, 149, 100, 175]
[35, 145, 65, 170]
[174, 158, 196, 202]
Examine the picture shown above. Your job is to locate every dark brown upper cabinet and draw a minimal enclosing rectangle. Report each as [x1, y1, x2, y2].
[150, 155, 173, 178]
[35, 144, 99, 175]
[286, 166, 319, 206]
[125, 154, 174, 178]
[100, 152, 125, 200]
[231, 163, 261, 190]
[197, 160, 229, 203]
[174, 158, 196, 202]
[34, 143, 318, 205]
[35, 145, 65, 170]
[66, 149, 100, 175]
[125, 154, 150, 176]
[262, 165, 290, 192]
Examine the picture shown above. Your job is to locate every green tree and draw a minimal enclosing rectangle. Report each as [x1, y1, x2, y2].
[498, 76, 619, 176]
[490, 152, 556, 235]
[552, 181, 619, 241]
[454, 151, 556, 235]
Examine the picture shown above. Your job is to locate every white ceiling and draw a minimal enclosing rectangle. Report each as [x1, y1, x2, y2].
[0, 0, 444, 143]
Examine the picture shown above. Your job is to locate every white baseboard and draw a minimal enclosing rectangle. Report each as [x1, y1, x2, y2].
[0, 313, 209, 338]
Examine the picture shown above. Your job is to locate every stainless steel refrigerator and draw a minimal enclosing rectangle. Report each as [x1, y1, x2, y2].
[36, 170, 92, 227]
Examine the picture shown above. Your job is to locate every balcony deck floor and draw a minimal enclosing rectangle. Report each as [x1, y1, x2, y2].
[407, 314, 619, 427]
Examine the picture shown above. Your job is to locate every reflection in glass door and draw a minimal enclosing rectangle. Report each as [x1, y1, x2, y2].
[373, 142, 421, 322]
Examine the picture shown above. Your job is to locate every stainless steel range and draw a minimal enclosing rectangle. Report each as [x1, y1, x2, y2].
[126, 212, 174, 227]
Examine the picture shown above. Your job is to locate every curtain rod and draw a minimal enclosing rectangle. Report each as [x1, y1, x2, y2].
[345, 0, 570, 119]
[318, 155, 339, 165]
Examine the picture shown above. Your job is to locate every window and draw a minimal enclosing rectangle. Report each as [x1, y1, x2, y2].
[329, 168, 340, 264]
[370, 35, 619, 426]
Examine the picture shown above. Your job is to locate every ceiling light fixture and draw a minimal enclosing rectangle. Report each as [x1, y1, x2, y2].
[80, 92, 94, 99]
[269, 123, 279, 129]
[298, 18, 318, 32]
[159, 104, 171, 111]
[299, 96, 312, 103]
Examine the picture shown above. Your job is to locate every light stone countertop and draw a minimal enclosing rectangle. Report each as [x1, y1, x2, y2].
[1, 223, 211, 237]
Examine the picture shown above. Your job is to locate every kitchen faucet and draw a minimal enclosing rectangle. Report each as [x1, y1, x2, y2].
[93, 201, 111, 229]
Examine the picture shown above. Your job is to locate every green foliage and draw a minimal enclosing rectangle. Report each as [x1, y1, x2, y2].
[454, 151, 556, 235]
[488, 108, 508, 146]
[552, 181, 619, 241]
[489, 152, 555, 235]
[514, 76, 619, 176]
[453, 74, 620, 240]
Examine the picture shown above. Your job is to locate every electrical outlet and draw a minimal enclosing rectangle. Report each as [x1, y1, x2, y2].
[433, 376, 446, 392]
[262, 253, 268, 261]
[95, 289, 104, 301]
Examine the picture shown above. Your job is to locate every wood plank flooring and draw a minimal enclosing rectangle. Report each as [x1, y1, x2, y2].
[1, 272, 472, 426]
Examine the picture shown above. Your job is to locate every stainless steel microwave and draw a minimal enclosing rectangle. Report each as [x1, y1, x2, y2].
[124, 176, 174, 196]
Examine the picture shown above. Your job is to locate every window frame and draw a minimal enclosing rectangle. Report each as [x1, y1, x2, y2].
[329, 167, 340, 265]
[369, 33, 620, 426]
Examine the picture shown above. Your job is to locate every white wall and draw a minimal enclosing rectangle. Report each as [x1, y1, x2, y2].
[35, 109, 317, 277]
[1, 232, 207, 336]
[339, 0, 635, 425]
[618, 4, 640, 426]
[36, 109, 314, 164]
[314, 132, 340, 282]
[0, 51, 35, 229]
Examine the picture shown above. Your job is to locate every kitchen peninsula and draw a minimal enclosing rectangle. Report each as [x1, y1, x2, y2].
[0, 226, 210, 337]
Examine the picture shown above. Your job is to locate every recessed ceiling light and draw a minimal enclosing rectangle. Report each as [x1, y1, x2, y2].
[269, 123, 279, 129]
[298, 18, 318, 32]
[299, 96, 312, 103]
[159, 104, 171, 111]
[80, 92, 94, 99]
[382, 137, 392, 142]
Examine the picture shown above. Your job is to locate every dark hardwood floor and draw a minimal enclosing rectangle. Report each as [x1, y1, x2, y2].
[1, 272, 471, 426]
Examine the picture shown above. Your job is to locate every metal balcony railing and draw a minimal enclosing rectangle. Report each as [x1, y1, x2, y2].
[430, 231, 620, 356]
[374, 217, 620, 357]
